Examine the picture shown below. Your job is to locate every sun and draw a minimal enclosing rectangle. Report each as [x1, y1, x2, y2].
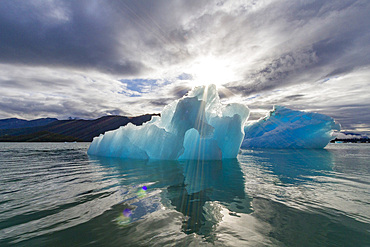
[188, 56, 238, 87]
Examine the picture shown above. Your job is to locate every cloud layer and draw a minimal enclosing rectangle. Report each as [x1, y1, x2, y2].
[0, 0, 369, 134]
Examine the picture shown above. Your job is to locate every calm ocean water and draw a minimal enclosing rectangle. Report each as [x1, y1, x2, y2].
[0, 142, 369, 246]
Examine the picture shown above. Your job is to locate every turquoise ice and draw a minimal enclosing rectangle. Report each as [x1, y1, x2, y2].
[88, 87, 340, 159]
[241, 105, 340, 149]
[88, 85, 249, 160]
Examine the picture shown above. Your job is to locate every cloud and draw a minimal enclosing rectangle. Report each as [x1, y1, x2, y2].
[0, 0, 176, 75]
[0, 64, 133, 119]
[224, 1, 370, 95]
[0, 0, 369, 134]
[241, 67, 370, 134]
[334, 132, 370, 139]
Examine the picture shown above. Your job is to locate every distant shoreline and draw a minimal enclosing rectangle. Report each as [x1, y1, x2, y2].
[330, 138, 369, 143]
[0, 114, 159, 142]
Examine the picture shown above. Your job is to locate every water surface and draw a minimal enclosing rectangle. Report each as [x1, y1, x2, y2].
[0, 143, 369, 246]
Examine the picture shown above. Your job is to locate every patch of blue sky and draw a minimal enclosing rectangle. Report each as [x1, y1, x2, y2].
[117, 91, 141, 97]
[177, 73, 193, 80]
[317, 76, 339, 84]
[246, 94, 261, 100]
[120, 79, 158, 93]
[119, 76, 180, 97]
[322, 78, 331, 83]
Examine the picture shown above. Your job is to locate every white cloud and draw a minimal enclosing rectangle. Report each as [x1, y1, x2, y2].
[0, 0, 369, 134]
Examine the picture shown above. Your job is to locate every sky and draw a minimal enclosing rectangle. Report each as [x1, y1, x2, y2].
[0, 0, 369, 135]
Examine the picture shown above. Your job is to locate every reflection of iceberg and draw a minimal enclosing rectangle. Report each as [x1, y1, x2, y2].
[241, 106, 340, 149]
[240, 149, 333, 184]
[88, 85, 249, 160]
[167, 159, 249, 236]
[90, 157, 249, 238]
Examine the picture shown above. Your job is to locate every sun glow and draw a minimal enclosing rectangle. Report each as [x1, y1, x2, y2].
[188, 56, 238, 87]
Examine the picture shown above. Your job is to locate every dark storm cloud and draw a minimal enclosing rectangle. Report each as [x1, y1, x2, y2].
[0, 97, 68, 118]
[227, 50, 318, 96]
[0, 95, 128, 120]
[225, 0, 370, 97]
[0, 1, 145, 75]
[316, 104, 370, 134]
[149, 98, 173, 107]
[284, 94, 304, 100]
[0, 0, 207, 75]
[171, 85, 192, 98]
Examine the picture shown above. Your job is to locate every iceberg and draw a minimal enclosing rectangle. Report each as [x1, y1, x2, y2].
[88, 84, 249, 160]
[241, 105, 340, 149]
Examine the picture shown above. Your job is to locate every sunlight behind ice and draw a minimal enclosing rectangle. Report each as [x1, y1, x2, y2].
[188, 56, 239, 86]
[88, 84, 249, 160]
[88, 85, 341, 160]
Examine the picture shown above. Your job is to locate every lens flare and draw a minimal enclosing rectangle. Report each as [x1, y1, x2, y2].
[123, 208, 132, 217]
[116, 208, 132, 226]
[137, 186, 147, 198]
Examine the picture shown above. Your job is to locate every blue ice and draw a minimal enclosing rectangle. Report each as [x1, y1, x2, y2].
[241, 105, 340, 149]
[88, 85, 249, 160]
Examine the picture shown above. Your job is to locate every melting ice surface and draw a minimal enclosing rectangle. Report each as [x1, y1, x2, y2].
[88, 85, 249, 160]
[241, 105, 340, 149]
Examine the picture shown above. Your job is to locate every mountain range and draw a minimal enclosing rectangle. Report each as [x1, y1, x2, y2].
[0, 114, 159, 142]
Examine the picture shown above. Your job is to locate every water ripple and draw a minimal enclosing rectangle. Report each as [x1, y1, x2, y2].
[0, 143, 369, 246]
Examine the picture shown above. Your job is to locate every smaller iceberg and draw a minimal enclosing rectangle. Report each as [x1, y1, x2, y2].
[241, 105, 340, 149]
[88, 85, 249, 160]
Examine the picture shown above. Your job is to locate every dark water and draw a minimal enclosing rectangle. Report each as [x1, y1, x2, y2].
[0, 143, 369, 246]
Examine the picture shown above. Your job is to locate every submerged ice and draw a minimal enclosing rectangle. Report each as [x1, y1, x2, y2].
[88, 85, 249, 160]
[241, 105, 340, 149]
